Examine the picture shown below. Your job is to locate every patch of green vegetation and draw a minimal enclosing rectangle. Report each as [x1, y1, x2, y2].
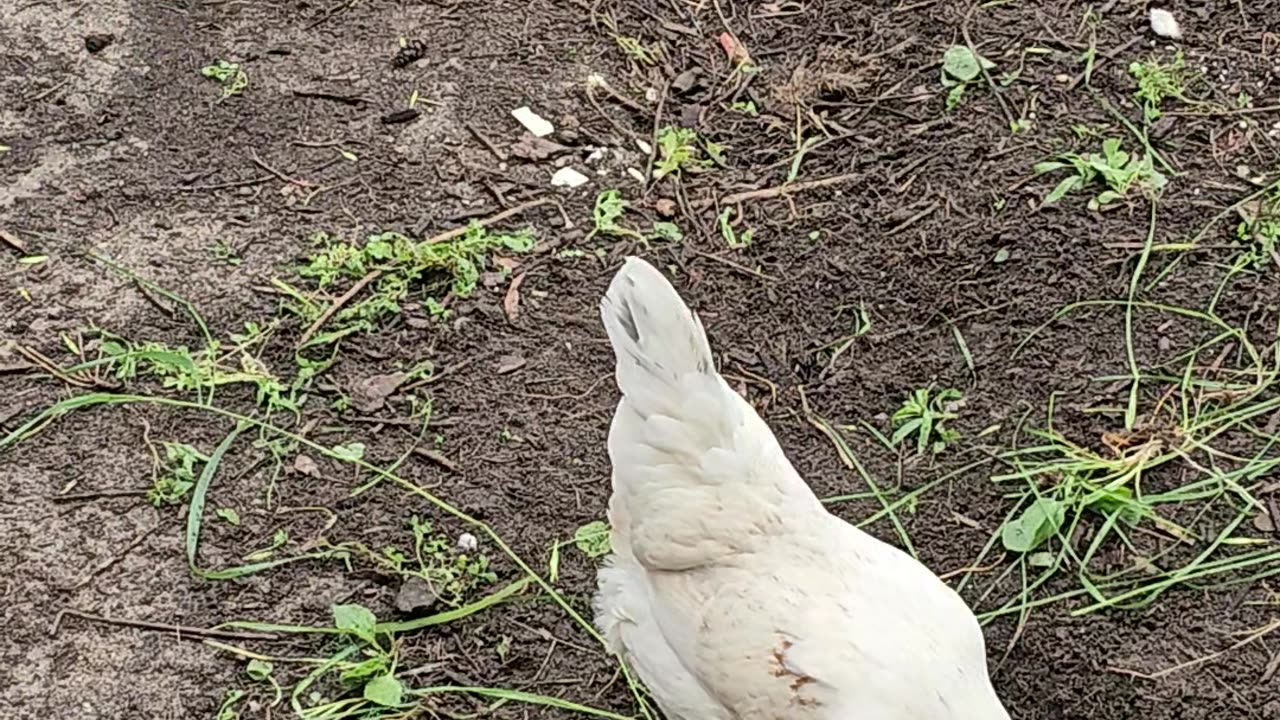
[147, 441, 209, 506]
[728, 100, 758, 116]
[1034, 138, 1168, 210]
[293, 222, 534, 346]
[211, 239, 242, 266]
[891, 386, 963, 455]
[200, 59, 248, 101]
[587, 189, 683, 245]
[94, 330, 309, 413]
[1128, 51, 1198, 122]
[380, 515, 497, 607]
[1234, 185, 1280, 270]
[653, 127, 726, 180]
[716, 208, 753, 248]
[940, 45, 994, 110]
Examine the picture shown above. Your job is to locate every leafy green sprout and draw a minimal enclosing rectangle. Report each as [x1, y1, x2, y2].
[716, 208, 753, 248]
[1128, 51, 1198, 122]
[200, 60, 248, 101]
[653, 127, 726, 180]
[891, 386, 963, 455]
[587, 189, 683, 245]
[940, 45, 994, 111]
[147, 441, 209, 506]
[1034, 138, 1168, 210]
[1233, 186, 1280, 270]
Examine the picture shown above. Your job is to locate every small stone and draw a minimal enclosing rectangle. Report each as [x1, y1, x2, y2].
[1054, 73, 1072, 85]
[1149, 8, 1182, 39]
[551, 167, 589, 188]
[394, 576, 439, 614]
[457, 532, 479, 552]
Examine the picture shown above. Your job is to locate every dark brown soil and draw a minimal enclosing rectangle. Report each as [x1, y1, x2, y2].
[3, 1, 1279, 719]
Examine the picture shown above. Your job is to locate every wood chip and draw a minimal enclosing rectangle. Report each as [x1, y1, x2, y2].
[0, 228, 27, 253]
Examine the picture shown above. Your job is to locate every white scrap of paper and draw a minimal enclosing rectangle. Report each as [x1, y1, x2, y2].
[511, 106, 555, 137]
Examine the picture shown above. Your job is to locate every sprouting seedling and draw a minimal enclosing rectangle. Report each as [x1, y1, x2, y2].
[891, 386, 963, 455]
[1234, 186, 1280, 270]
[200, 60, 248, 101]
[716, 208, 753, 248]
[587, 189, 685, 244]
[653, 127, 726, 180]
[1033, 138, 1167, 210]
[940, 45, 994, 111]
[147, 441, 210, 506]
[1128, 51, 1197, 122]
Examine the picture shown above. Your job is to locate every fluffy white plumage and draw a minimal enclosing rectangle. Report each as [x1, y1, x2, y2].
[593, 257, 1011, 720]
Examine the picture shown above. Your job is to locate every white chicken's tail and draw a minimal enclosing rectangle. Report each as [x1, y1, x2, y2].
[599, 258, 815, 572]
[600, 257, 716, 410]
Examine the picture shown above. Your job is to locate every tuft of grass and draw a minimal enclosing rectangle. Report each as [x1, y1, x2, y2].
[293, 222, 534, 346]
[891, 386, 963, 455]
[1034, 138, 1167, 210]
[652, 127, 726, 180]
[200, 60, 248, 101]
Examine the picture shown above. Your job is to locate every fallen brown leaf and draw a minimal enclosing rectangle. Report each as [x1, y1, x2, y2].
[503, 272, 525, 322]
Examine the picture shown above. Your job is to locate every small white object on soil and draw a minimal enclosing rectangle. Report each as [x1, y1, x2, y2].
[1149, 8, 1182, 39]
[457, 532, 479, 552]
[627, 167, 647, 184]
[551, 166, 590, 188]
[511, 106, 555, 137]
[635, 138, 653, 155]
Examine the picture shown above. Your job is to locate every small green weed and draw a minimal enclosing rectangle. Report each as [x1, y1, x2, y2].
[587, 189, 683, 244]
[380, 515, 497, 606]
[728, 100, 758, 116]
[1034, 138, 1168, 210]
[940, 45, 994, 111]
[294, 222, 534, 346]
[95, 332, 304, 413]
[891, 386, 963, 455]
[147, 441, 209, 506]
[653, 127, 726, 180]
[716, 208, 753, 248]
[211, 239, 242, 266]
[1234, 186, 1280, 270]
[1128, 51, 1197, 122]
[200, 60, 248, 101]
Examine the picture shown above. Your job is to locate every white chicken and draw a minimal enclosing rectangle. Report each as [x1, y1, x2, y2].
[593, 257, 1011, 720]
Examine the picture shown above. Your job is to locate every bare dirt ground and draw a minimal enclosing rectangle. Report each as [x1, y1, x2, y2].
[2, 1, 1279, 719]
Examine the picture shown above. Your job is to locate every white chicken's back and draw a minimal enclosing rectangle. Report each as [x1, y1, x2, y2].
[593, 257, 1011, 720]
